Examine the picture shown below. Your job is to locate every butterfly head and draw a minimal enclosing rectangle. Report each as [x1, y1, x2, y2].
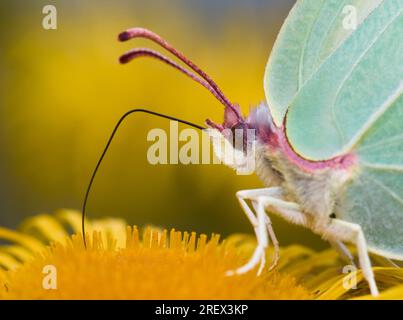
[205, 102, 280, 174]
[117, 27, 278, 172]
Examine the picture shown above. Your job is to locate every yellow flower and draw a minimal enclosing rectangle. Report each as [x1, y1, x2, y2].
[0, 210, 402, 299]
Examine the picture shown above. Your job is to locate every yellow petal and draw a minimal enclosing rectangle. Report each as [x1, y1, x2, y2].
[55, 209, 84, 234]
[0, 245, 34, 263]
[0, 252, 21, 270]
[19, 214, 69, 244]
[0, 227, 44, 253]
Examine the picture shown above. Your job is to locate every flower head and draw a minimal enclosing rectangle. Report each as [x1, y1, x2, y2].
[0, 210, 402, 299]
[0, 211, 310, 299]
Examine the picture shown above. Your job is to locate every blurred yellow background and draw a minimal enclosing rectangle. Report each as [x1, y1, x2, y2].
[0, 0, 326, 249]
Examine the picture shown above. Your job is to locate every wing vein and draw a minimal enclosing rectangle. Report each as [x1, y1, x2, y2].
[362, 162, 403, 172]
[364, 173, 403, 207]
[298, 0, 326, 88]
[290, 0, 386, 105]
[358, 132, 403, 151]
[347, 83, 403, 152]
[332, 9, 402, 146]
[310, 0, 347, 69]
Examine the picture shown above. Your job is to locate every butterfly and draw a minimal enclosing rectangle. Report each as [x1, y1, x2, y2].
[82, 0, 403, 296]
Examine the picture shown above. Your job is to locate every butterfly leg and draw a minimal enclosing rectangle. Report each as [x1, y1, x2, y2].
[261, 198, 306, 226]
[329, 240, 356, 267]
[227, 193, 269, 275]
[228, 188, 282, 276]
[255, 196, 309, 270]
[230, 188, 306, 275]
[251, 201, 280, 271]
[325, 219, 379, 297]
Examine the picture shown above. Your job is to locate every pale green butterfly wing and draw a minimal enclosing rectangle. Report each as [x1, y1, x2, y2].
[337, 95, 403, 259]
[273, 0, 403, 258]
[264, 0, 383, 127]
[285, 0, 403, 160]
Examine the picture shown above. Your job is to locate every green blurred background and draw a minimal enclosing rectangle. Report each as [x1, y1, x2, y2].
[0, 0, 326, 249]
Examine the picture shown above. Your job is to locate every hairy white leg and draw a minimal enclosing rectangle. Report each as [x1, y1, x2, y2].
[235, 189, 265, 272]
[271, 208, 378, 296]
[256, 196, 312, 273]
[233, 190, 379, 295]
[267, 205, 361, 271]
[330, 239, 356, 267]
[251, 201, 280, 271]
[227, 196, 269, 275]
[383, 258, 399, 268]
[265, 214, 280, 271]
[234, 188, 283, 274]
[258, 197, 313, 271]
[257, 246, 266, 275]
[232, 188, 308, 275]
[265, 203, 309, 231]
[325, 219, 379, 297]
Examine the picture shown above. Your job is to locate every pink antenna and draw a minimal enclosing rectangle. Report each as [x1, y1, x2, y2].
[118, 27, 242, 119]
[119, 48, 227, 106]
